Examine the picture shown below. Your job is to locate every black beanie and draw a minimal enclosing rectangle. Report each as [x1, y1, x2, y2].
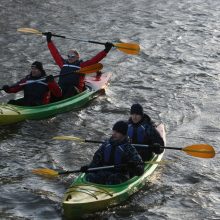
[31, 61, 44, 71]
[112, 121, 128, 135]
[130, 103, 144, 115]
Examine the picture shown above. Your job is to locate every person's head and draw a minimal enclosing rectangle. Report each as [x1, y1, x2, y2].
[111, 120, 128, 141]
[31, 61, 44, 77]
[67, 49, 79, 63]
[130, 103, 144, 124]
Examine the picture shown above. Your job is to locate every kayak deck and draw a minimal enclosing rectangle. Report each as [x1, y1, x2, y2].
[62, 124, 166, 219]
[0, 73, 111, 125]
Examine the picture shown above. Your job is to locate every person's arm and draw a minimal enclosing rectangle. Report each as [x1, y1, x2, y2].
[47, 81, 62, 97]
[80, 42, 113, 68]
[148, 126, 164, 154]
[41, 76, 62, 104]
[47, 41, 64, 68]
[80, 50, 107, 68]
[151, 127, 164, 146]
[126, 144, 144, 176]
[89, 144, 105, 168]
[2, 78, 26, 93]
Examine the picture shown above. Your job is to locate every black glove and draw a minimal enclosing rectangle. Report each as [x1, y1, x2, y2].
[104, 42, 113, 53]
[2, 85, 10, 92]
[45, 75, 54, 83]
[44, 32, 52, 42]
[151, 143, 161, 154]
[80, 165, 89, 173]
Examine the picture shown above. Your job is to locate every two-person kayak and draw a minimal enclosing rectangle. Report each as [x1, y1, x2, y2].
[62, 123, 166, 219]
[0, 73, 111, 126]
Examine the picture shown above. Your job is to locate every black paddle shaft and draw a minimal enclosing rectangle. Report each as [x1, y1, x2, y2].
[88, 41, 106, 46]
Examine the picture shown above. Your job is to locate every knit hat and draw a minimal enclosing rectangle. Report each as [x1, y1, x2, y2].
[130, 103, 144, 115]
[112, 121, 128, 135]
[31, 61, 44, 71]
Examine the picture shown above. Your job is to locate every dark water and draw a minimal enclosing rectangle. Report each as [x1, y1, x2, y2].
[0, 0, 220, 219]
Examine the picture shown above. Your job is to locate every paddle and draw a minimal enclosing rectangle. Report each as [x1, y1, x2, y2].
[52, 136, 215, 159]
[0, 63, 103, 90]
[32, 160, 166, 178]
[17, 28, 140, 55]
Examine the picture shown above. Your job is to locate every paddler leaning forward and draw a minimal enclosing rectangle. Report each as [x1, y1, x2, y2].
[80, 121, 144, 185]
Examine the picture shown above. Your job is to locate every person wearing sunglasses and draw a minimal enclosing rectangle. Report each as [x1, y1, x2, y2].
[44, 32, 113, 99]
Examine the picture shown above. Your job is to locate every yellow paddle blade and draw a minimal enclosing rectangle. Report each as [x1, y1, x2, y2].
[113, 42, 140, 55]
[77, 63, 103, 74]
[17, 28, 42, 35]
[32, 168, 59, 177]
[53, 136, 84, 142]
[183, 144, 215, 158]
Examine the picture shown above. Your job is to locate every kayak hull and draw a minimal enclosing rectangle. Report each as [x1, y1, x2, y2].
[62, 124, 166, 219]
[0, 73, 111, 125]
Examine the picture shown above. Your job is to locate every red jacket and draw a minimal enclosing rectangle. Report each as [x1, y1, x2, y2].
[48, 41, 108, 92]
[6, 75, 62, 105]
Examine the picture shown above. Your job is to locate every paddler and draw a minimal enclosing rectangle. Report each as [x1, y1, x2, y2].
[127, 103, 164, 161]
[2, 61, 62, 106]
[80, 121, 144, 185]
[44, 32, 113, 99]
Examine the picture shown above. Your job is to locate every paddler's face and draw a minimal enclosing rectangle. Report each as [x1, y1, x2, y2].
[67, 51, 79, 63]
[31, 67, 42, 77]
[131, 114, 142, 124]
[111, 130, 126, 142]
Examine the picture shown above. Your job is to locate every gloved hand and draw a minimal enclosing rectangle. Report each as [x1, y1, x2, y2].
[80, 165, 89, 173]
[44, 32, 52, 42]
[45, 75, 54, 83]
[104, 42, 113, 53]
[2, 85, 10, 92]
[151, 143, 161, 154]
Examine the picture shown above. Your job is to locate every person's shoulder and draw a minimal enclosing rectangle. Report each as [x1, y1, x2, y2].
[143, 114, 156, 126]
[143, 114, 152, 122]
[100, 139, 110, 148]
[24, 74, 32, 80]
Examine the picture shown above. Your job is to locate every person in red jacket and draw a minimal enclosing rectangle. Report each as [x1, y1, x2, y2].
[44, 32, 113, 99]
[2, 61, 62, 106]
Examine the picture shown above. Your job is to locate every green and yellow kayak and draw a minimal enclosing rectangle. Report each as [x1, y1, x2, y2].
[0, 73, 111, 125]
[62, 124, 166, 219]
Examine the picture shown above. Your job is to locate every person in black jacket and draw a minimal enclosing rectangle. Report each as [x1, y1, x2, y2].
[81, 121, 144, 185]
[2, 61, 62, 106]
[127, 103, 164, 161]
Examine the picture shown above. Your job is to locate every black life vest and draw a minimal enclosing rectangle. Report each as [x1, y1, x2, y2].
[58, 60, 82, 88]
[103, 143, 127, 165]
[127, 114, 154, 144]
[23, 74, 48, 106]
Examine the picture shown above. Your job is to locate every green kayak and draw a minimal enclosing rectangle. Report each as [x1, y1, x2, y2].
[0, 73, 111, 126]
[62, 124, 166, 219]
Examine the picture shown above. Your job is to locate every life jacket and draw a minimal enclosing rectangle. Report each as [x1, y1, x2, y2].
[127, 114, 154, 144]
[127, 124, 146, 144]
[23, 75, 48, 106]
[103, 143, 127, 164]
[58, 60, 82, 88]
